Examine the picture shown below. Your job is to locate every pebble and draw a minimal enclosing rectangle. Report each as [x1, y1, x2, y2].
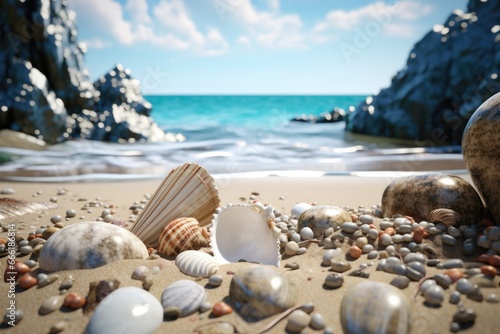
[296, 247, 307, 255]
[66, 209, 76, 218]
[63, 292, 86, 309]
[24, 259, 37, 268]
[322, 249, 341, 266]
[348, 245, 362, 259]
[291, 203, 312, 218]
[367, 229, 379, 240]
[211, 302, 233, 317]
[300, 227, 314, 240]
[331, 260, 351, 273]
[284, 262, 300, 270]
[38, 273, 59, 288]
[284, 241, 299, 256]
[390, 275, 410, 289]
[208, 274, 223, 287]
[3, 309, 23, 325]
[361, 244, 374, 253]
[441, 234, 458, 246]
[324, 273, 344, 289]
[450, 322, 460, 333]
[379, 233, 392, 246]
[406, 266, 424, 281]
[341, 222, 359, 233]
[426, 259, 440, 267]
[456, 278, 475, 295]
[441, 259, 464, 269]
[0, 188, 15, 194]
[367, 250, 378, 259]
[290, 233, 301, 243]
[18, 275, 37, 289]
[19, 245, 33, 255]
[199, 301, 213, 313]
[49, 321, 67, 334]
[404, 252, 426, 264]
[131, 266, 150, 281]
[449, 291, 461, 304]
[485, 293, 500, 303]
[286, 310, 311, 333]
[299, 303, 315, 314]
[380, 221, 393, 230]
[310, 312, 326, 330]
[50, 215, 62, 224]
[419, 279, 437, 295]
[142, 276, 154, 291]
[39, 295, 64, 315]
[424, 285, 445, 305]
[453, 308, 476, 324]
[358, 215, 374, 224]
[434, 273, 452, 289]
[59, 278, 74, 290]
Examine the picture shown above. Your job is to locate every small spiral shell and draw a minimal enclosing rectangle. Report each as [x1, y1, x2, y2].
[175, 250, 219, 278]
[429, 208, 462, 227]
[158, 217, 210, 256]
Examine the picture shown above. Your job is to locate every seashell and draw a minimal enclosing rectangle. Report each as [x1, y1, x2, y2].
[130, 163, 220, 247]
[381, 173, 484, 226]
[193, 322, 237, 334]
[87, 287, 163, 334]
[161, 280, 206, 317]
[175, 250, 219, 278]
[211, 203, 280, 267]
[298, 206, 352, 239]
[429, 208, 462, 227]
[39, 222, 148, 271]
[341, 281, 411, 334]
[0, 197, 57, 220]
[158, 217, 210, 256]
[229, 264, 298, 321]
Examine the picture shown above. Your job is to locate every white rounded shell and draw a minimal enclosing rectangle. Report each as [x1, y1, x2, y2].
[39, 222, 149, 271]
[211, 203, 281, 267]
[175, 250, 219, 278]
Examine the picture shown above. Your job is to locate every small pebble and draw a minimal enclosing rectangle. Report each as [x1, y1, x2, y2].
[66, 209, 76, 218]
[324, 273, 344, 289]
[38, 274, 59, 288]
[331, 260, 352, 273]
[18, 275, 37, 289]
[285, 262, 300, 270]
[449, 291, 461, 304]
[300, 227, 314, 240]
[441, 259, 464, 269]
[367, 250, 378, 259]
[390, 275, 410, 289]
[208, 274, 223, 287]
[199, 301, 213, 313]
[434, 273, 452, 289]
[211, 302, 233, 317]
[0, 188, 15, 194]
[50, 215, 62, 224]
[63, 292, 86, 309]
[286, 310, 311, 333]
[441, 234, 457, 246]
[456, 278, 475, 295]
[426, 259, 440, 267]
[348, 245, 362, 259]
[424, 285, 444, 305]
[131, 266, 150, 281]
[299, 303, 314, 314]
[284, 241, 299, 256]
[297, 247, 307, 255]
[322, 249, 341, 266]
[24, 259, 37, 268]
[485, 293, 500, 303]
[3, 309, 23, 325]
[453, 308, 476, 324]
[341, 222, 358, 233]
[39, 295, 64, 315]
[19, 245, 33, 255]
[142, 276, 154, 291]
[310, 312, 326, 330]
[59, 278, 74, 291]
[450, 322, 460, 333]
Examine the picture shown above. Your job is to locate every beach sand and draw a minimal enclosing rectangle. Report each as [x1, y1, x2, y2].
[0, 173, 499, 333]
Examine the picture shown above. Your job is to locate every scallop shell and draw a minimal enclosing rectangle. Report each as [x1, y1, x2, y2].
[39, 222, 148, 271]
[211, 203, 280, 267]
[229, 264, 298, 321]
[161, 280, 206, 317]
[0, 197, 57, 220]
[175, 250, 219, 278]
[429, 208, 462, 227]
[158, 217, 210, 256]
[130, 163, 220, 247]
[341, 281, 411, 334]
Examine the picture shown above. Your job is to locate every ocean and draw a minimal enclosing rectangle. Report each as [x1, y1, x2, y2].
[0, 95, 466, 181]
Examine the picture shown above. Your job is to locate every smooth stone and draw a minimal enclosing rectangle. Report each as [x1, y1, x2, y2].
[296, 247, 307, 255]
[286, 310, 311, 333]
[331, 260, 351, 273]
[405, 266, 424, 282]
[419, 280, 437, 295]
[310, 312, 325, 330]
[424, 285, 444, 305]
[390, 275, 410, 289]
[39, 295, 64, 315]
[322, 249, 341, 266]
[462, 92, 500, 225]
[324, 273, 344, 289]
[341, 281, 411, 334]
[441, 234, 458, 246]
[299, 303, 314, 314]
[298, 206, 352, 238]
[131, 266, 150, 281]
[86, 287, 163, 334]
[367, 250, 379, 259]
[456, 278, 475, 295]
[427, 259, 440, 267]
[208, 274, 223, 287]
[406, 261, 426, 276]
[341, 222, 359, 234]
[380, 221, 394, 230]
[384, 263, 407, 276]
[49, 321, 67, 334]
[284, 241, 299, 256]
[299, 227, 314, 240]
[367, 229, 379, 240]
[485, 293, 500, 303]
[38, 274, 59, 288]
[452, 308, 476, 324]
[361, 244, 373, 254]
[19, 245, 33, 255]
[291, 202, 312, 218]
[0, 188, 15, 194]
[434, 273, 452, 289]
[381, 173, 484, 226]
[39, 221, 148, 271]
[380, 233, 392, 246]
[24, 259, 37, 268]
[442, 259, 464, 269]
[449, 291, 461, 304]
[3, 309, 23, 325]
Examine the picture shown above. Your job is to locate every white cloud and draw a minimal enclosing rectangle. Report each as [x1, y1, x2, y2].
[232, 0, 306, 48]
[313, 1, 433, 40]
[236, 35, 251, 46]
[82, 38, 110, 49]
[70, 0, 228, 55]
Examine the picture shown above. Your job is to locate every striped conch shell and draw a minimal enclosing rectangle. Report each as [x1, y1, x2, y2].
[130, 163, 220, 247]
[158, 217, 210, 256]
[429, 208, 462, 227]
[175, 250, 219, 278]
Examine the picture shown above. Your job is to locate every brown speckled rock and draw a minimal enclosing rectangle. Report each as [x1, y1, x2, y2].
[463, 92, 500, 225]
[298, 206, 352, 238]
[381, 173, 484, 226]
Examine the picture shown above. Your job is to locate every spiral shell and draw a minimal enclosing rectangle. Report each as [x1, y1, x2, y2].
[429, 208, 462, 227]
[158, 217, 210, 256]
[161, 280, 206, 317]
[175, 250, 219, 278]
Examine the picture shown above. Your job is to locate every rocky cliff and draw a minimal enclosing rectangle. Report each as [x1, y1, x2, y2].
[345, 0, 500, 145]
[0, 0, 166, 144]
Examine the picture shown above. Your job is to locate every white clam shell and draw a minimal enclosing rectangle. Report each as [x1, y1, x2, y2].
[175, 250, 219, 278]
[39, 222, 148, 271]
[86, 287, 163, 334]
[211, 203, 281, 267]
[161, 280, 207, 317]
[130, 163, 220, 247]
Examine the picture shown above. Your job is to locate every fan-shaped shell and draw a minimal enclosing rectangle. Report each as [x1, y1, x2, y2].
[429, 208, 462, 227]
[211, 203, 280, 267]
[39, 222, 148, 271]
[158, 217, 210, 256]
[0, 198, 57, 220]
[130, 163, 220, 247]
[175, 250, 219, 278]
[161, 280, 206, 317]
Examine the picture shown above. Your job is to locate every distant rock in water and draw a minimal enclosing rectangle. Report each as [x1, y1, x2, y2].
[345, 0, 500, 145]
[0, 0, 167, 144]
[292, 107, 346, 123]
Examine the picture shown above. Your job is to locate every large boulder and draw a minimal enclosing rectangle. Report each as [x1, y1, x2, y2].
[345, 0, 500, 145]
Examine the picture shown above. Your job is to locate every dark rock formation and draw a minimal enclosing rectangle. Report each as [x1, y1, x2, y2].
[292, 107, 346, 123]
[0, 0, 166, 144]
[345, 0, 500, 145]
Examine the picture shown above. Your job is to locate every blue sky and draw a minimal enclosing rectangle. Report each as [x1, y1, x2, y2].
[69, 0, 468, 95]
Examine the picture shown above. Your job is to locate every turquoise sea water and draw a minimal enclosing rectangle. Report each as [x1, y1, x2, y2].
[0, 95, 466, 181]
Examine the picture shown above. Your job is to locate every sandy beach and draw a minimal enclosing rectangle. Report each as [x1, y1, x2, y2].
[0, 169, 499, 334]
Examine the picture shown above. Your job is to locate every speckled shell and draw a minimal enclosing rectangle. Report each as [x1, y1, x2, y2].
[229, 264, 298, 321]
[341, 281, 411, 334]
[210, 203, 280, 267]
[158, 217, 210, 256]
[130, 163, 220, 247]
[462, 92, 500, 225]
[381, 173, 484, 226]
[161, 280, 207, 317]
[174, 250, 219, 278]
[39, 222, 148, 271]
[429, 208, 462, 227]
[298, 205, 352, 238]
[0, 197, 57, 220]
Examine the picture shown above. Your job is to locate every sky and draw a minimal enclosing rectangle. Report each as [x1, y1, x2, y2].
[69, 0, 469, 95]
